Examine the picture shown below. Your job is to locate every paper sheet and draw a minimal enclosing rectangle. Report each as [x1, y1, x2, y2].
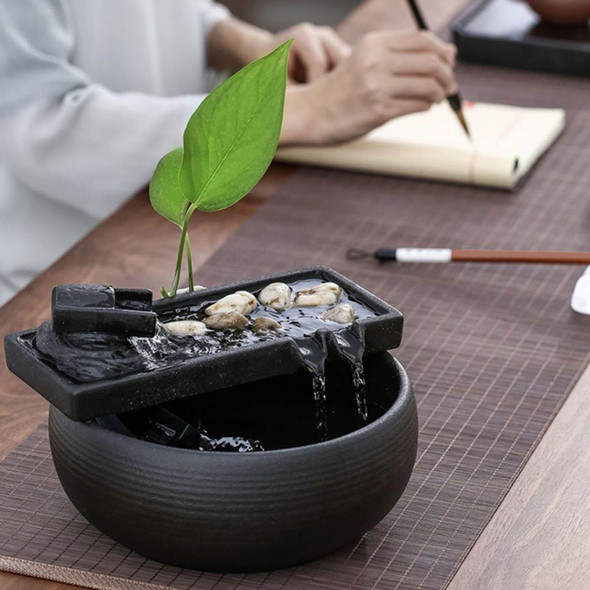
[276, 102, 565, 189]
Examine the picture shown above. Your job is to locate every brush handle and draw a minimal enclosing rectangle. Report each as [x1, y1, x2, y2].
[407, 0, 428, 29]
[374, 248, 590, 264]
[405, 0, 471, 137]
[453, 250, 590, 264]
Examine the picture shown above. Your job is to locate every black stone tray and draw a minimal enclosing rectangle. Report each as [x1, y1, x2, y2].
[4, 267, 403, 421]
[453, 0, 590, 78]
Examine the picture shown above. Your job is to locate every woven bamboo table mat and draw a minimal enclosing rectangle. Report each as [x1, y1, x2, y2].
[2, 60, 590, 590]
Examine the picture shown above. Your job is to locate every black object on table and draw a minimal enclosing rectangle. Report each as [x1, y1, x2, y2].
[453, 0, 590, 77]
[52, 284, 156, 337]
[4, 267, 403, 421]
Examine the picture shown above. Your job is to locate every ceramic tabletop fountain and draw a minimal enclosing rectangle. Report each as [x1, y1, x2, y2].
[4, 41, 418, 572]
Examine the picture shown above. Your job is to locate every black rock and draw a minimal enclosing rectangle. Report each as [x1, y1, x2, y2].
[52, 284, 156, 337]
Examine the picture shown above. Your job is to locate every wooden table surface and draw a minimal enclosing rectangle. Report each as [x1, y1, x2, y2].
[1, 2, 589, 589]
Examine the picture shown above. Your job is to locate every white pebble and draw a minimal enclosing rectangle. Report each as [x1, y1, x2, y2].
[252, 316, 282, 334]
[204, 311, 249, 330]
[258, 282, 292, 311]
[163, 320, 208, 337]
[205, 291, 257, 316]
[176, 286, 206, 295]
[321, 303, 356, 325]
[294, 282, 342, 307]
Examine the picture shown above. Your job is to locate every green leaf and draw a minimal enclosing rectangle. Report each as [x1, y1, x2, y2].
[149, 148, 189, 226]
[179, 40, 292, 212]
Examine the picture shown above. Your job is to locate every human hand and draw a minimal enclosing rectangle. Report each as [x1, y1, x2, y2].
[281, 30, 458, 145]
[259, 23, 351, 83]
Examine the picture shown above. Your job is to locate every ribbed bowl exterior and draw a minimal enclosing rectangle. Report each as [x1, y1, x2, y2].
[48, 354, 417, 572]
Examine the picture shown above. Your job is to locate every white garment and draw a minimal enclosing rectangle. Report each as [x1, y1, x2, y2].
[0, 0, 230, 305]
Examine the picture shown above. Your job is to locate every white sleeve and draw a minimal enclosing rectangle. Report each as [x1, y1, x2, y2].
[0, 0, 227, 220]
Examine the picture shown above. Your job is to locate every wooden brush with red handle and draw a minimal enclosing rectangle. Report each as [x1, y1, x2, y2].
[347, 248, 590, 264]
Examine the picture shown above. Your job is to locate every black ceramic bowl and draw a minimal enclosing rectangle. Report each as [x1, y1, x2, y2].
[48, 353, 417, 572]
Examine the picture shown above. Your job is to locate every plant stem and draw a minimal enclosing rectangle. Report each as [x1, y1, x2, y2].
[185, 235, 195, 292]
[168, 203, 197, 297]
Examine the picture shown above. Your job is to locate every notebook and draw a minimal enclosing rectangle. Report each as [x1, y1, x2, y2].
[275, 102, 566, 189]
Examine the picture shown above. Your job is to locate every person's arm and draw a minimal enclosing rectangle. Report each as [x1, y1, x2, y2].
[208, 17, 350, 83]
[0, 0, 227, 220]
[205, 12, 458, 147]
[206, 14, 458, 146]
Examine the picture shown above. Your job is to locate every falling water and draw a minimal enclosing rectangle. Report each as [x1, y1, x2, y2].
[130, 323, 182, 369]
[311, 373, 328, 440]
[334, 325, 368, 422]
[351, 364, 368, 422]
[293, 323, 368, 440]
[293, 335, 329, 441]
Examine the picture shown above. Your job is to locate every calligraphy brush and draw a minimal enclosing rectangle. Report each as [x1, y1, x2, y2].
[347, 248, 590, 265]
[406, 0, 471, 139]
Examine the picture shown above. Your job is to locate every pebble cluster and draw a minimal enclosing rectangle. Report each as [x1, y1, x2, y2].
[163, 281, 357, 338]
